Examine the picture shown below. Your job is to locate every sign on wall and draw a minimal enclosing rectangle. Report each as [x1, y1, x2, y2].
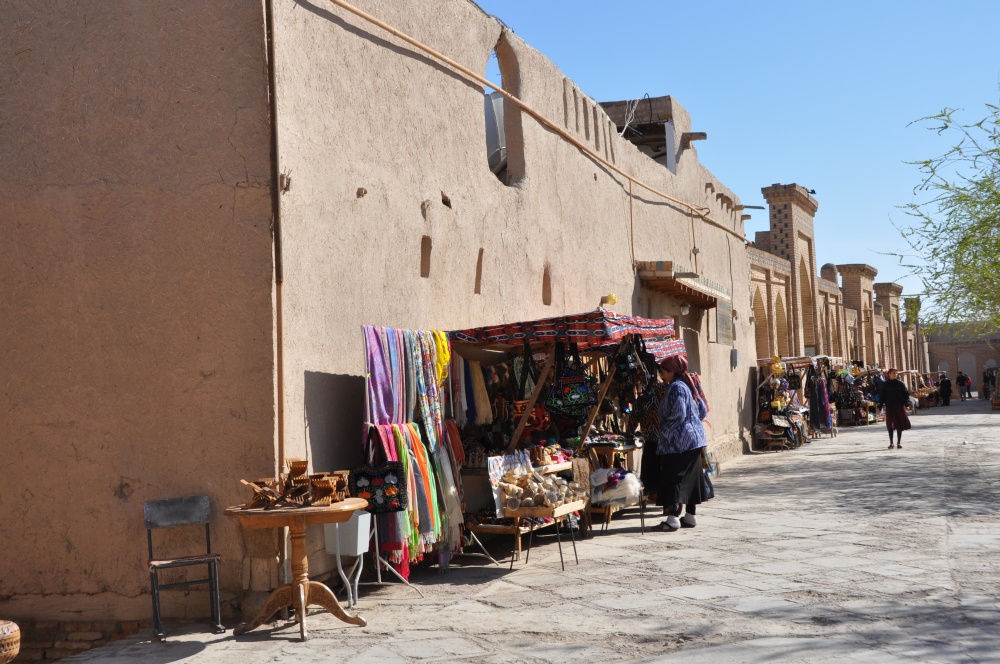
[717, 299, 734, 345]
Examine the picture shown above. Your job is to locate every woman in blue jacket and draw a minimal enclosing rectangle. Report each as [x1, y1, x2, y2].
[656, 355, 711, 531]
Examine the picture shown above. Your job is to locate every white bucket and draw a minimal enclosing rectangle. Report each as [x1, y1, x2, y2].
[324, 510, 371, 557]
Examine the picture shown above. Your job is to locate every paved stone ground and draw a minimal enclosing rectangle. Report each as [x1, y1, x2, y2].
[68, 398, 1000, 663]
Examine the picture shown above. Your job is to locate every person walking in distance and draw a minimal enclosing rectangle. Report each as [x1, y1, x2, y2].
[939, 374, 953, 406]
[956, 372, 969, 401]
[881, 368, 911, 449]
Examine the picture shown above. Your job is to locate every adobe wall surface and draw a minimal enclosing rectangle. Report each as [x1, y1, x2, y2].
[0, 2, 276, 621]
[267, 0, 757, 572]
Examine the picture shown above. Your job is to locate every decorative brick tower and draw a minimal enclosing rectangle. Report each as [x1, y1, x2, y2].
[875, 282, 905, 370]
[837, 264, 879, 364]
[761, 184, 821, 356]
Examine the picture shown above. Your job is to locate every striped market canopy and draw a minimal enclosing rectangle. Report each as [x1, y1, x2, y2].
[450, 310, 685, 360]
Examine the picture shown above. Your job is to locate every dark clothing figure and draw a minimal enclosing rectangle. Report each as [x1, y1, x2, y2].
[957, 374, 969, 401]
[880, 377, 911, 448]
[939, 378, 952, 406]
[655, 355, 711, 531]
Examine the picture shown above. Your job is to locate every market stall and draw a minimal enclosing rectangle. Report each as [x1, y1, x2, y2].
[831, 365, 887, 426]
[914, 372, 941, 409]
[896, 370, 932, 412]
[753, 356, 813, 451]
[988, 367, 1000, 410]
[357, 311, 688, 577]
[449, 310, 687, 543]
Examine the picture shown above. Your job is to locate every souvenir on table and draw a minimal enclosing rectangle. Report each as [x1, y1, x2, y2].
[349, 462, 407, 514]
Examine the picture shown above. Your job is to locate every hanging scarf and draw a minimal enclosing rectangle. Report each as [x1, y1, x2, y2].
[451, 353, 468, 427]
[364, 326, 394, 426]
[464, 359, 477, 423]
[469, 360, 493, 425]
[404, 423, 438, 549]
[444, 419, 466, 468]
[433, 330, 451, 387]
[375, 424, 410, 572]
[432, 442, 464, 555]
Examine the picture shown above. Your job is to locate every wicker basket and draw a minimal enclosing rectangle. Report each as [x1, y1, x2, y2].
[0, 620, 20, 664]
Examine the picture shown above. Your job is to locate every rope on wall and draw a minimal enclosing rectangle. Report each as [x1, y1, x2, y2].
[324, 0, 749, 244]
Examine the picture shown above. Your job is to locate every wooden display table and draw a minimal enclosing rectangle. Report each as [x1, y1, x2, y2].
[467, 460, 575, 559]
[506, 499, 585, 571]
[225, 499, 369, 641]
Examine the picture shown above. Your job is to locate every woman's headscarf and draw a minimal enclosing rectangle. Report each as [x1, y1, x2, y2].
[660, 355, 708, 410]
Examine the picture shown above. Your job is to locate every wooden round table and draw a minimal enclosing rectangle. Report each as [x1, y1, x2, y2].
[225, 498, 368, 640]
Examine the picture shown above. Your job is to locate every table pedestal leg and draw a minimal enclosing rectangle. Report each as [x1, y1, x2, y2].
[234, 517, 366, 640]
[306, 581, 366, 627]
[233, 585, 292, 636]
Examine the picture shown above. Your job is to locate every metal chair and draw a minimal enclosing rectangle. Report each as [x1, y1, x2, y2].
[143, 495, 226, 640]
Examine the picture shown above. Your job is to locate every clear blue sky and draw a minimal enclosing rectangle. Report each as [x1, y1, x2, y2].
[474, 0, 1000, 298]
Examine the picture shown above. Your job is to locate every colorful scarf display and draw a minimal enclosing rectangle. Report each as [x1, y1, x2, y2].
[363, 325, 466, 579]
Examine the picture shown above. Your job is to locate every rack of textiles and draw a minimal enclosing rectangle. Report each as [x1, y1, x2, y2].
[363, 326, 484, 582]
[753, 356, 839, 450]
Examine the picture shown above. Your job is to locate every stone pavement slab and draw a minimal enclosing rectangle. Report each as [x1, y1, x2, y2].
[67, 398, 1000, 663]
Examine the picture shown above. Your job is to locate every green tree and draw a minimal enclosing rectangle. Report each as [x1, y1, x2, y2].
[898, 102, 1000, 330]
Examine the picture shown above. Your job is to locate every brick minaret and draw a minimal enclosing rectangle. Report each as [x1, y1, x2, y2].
[761, 184, 821, 356]
[875, 282, 905, 370]
[837, 264, 878, 364]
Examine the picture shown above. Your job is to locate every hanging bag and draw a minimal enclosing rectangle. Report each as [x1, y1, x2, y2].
[511, 340, 550, 431]
[546, 342, 598, 419]
[615, 335, 641, 383]
[636, 335, 659, 385]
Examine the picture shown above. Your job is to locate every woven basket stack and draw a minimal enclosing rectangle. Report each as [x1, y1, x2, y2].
[0, 621, 19, 664]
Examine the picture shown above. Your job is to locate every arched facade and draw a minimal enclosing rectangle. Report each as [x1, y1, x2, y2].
[775, 292, 790, 358]
[752, 287, 770, 359]
[799, 258, 816, 354]
[747, 184, 927, 371]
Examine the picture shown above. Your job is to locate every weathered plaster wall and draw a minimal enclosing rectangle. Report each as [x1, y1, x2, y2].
[268, 0, 757, 569]
[0, 2, 276, 621]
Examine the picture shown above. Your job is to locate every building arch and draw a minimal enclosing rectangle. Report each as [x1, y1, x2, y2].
[752, 287, 770, 359]
[483, 34, 524, 185]
[959, 351, 977, 387]
[832, 309, 843, 358]
[799, 259, 816, 354]
[775, 292, 790, 358]
[938, 361, 950, 375]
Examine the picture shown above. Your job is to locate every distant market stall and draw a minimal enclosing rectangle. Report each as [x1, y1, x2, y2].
[753, 355, 841, 451]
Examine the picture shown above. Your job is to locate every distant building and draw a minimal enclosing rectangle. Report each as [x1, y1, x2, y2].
[926, 325, 999, 389]
[746, 184, 928, 370]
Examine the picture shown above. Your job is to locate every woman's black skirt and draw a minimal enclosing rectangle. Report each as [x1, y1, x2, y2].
[885, 404, 911, 431]
[658, 447, 710, 508]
